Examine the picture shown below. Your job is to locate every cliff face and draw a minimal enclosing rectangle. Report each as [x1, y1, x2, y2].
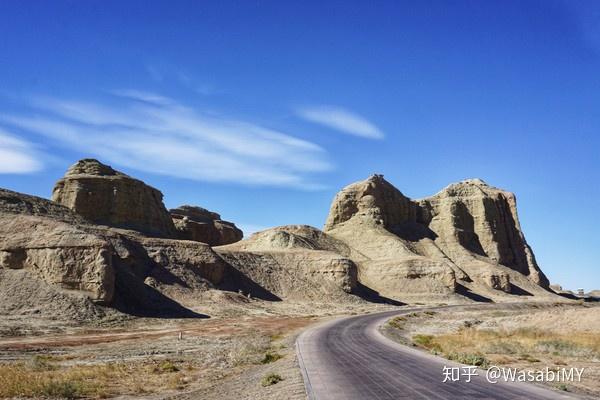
[324, 174, 416, 230]
[0, 187, 228, 319]
[324, 175, 550, 301]
[215, 225, 358, 300]
[418, 179, 548, 288]
[52, 159, 177, 238]
[0, 161, 559, 321]
[0, 188, 115, 304]
[170, 205, 243, 246]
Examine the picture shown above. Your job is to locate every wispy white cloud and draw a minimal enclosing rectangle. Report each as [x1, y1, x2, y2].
[0, 128, 42, 174]
[110, 89, 174, 106]
[296, 105, 384, 139]
[1, 92, 332, 189]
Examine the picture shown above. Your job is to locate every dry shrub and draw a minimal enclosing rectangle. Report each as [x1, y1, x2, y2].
[0, 358, 197, 399]
[228, 333, 271, 366]
[422, 327, 600, 362]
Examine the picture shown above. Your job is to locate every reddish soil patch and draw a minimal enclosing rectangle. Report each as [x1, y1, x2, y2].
[0, 316, 318, 350]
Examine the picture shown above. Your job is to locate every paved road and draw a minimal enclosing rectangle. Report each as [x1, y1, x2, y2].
[296, 308, 580, 400]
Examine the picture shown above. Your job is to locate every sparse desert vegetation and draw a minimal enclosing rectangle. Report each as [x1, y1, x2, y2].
[0, 301, 397, 399]
[0, 358, 190, 398]
[260, 372, 283, 387]
[0, 333, 277, 399]
[383, 303, 600, 397]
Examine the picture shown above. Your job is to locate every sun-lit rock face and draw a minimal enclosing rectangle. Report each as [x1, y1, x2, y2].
[323, 175, 551, 301]
[170, 205, 243, 246]
[215, 225, 358, 300]
[0, 188, 115, 304]
[52, 159, 177, 238]
[324, 174, 417, 231]
[0, 187, 228, 315]
[419, 179, 548, 288]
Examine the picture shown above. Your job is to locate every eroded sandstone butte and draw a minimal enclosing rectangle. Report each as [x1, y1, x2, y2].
[171, 205, 243, 246]
[215, 225, 358, 300]
[0, 187, 228, 318]
[323, 174, 551, 302]
[52, 159, 177, 238]
[0, 189, 115, 304]
[52, 159, 243, 247]
[0, 161, 561, 321]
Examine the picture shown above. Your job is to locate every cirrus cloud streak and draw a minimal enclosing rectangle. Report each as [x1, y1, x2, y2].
[0, 128, 42, 174]
[296, 105, 384, 139]
[1, 92, 333, 189]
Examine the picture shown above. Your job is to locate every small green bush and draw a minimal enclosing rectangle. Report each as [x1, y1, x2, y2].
[412, 334, 443, 353]
[157, 361, 179, 373]
[556, 383, 569, 391]
[413, 334, 434, 347]
[388, 317, 406, 330]
[446, 352, 489, 368]
[261, 373, 283, 387]
[261, 352, 283, 364]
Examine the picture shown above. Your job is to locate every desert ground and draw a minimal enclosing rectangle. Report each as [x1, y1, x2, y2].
[1, 159, 596, 399]
[382, 302, 600, 398]
[0, 294, 398, 399]
[4, 300, 598, 399]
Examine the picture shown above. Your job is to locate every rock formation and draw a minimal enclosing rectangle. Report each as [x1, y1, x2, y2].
[588, 290, 600, 298]
[417, 179, 549, 288]
[324, 173, 416, 230]
[216, 225, 358, 300]
[0, 161, 561, 321]
[52, 159, 177, 238]
[0, 187, 227, 319]
[324, 175, 553, 302]
[171, 205, 243, 246]
[0, 189, 115, 304]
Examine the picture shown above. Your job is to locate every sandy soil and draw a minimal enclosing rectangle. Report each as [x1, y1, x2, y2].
[381, 302, 600, 398]
[0, 292, 400, 399]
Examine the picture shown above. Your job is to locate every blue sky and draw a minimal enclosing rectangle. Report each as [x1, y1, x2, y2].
[0, 1, 598, 291]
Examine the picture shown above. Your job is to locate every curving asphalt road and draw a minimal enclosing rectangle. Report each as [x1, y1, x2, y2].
[296, 308, 581, 400]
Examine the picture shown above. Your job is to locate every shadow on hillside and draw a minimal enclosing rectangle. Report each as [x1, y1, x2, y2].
[112, 269, 209, 319]
[217, 265, 282, 301]
[456, 283, 493, 303]
[391, 222, 437, 242]
[554, 292, 600, 302]
[509, 284, 533, 296]
[556, 292, 580, 300]
[353, 283, 406, 306]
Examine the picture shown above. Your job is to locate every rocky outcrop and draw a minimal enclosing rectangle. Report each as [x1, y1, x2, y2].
[170, 205, 242, 246]
[0, 187, 227, 318]
[0, 189, 115, 304]
[0, 162, 562, 321]
[0, 215, 115, 304]
[105, 233, 227, 314]
[358, 258, 457, 300]
[216, 225, 357, 300]
[324, 175, 554, 302]
[418, 179, 549, 288]
[588, 290, 600, 298]
[324, 174, 416, 230]
[52, 159, 177, 238]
